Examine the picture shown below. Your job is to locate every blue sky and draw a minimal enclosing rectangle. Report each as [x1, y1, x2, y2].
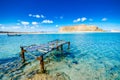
[0, 0, 120, 32]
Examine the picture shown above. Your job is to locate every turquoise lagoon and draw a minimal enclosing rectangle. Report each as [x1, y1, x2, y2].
[0, 33, 120, 80]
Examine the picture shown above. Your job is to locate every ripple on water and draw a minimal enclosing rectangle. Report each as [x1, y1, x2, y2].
[0, 33, 120, 80]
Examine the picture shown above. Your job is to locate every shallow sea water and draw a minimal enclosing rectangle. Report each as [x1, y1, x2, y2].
[0, 33, 120, 80]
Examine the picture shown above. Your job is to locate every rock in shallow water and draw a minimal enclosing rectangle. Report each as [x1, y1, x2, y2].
[72, 60, 78, 64]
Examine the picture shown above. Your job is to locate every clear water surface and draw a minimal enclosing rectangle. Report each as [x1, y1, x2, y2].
[0, 33, 120, 80]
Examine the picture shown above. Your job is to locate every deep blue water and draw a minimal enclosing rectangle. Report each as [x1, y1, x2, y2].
[0, 33, 120, 80]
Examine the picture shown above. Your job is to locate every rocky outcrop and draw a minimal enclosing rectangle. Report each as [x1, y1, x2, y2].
[59, 24, 104, 32]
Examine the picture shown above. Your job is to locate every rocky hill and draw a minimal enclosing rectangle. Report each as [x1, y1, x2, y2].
[59, 24, 104, 32]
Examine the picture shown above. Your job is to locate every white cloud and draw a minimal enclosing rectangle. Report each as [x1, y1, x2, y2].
[35, 15, 40, 18]
[89, 18, 93, 21]
[81, 17, 87, 22]
[17, 23, 20, 25]
[102, 18, 107, 21]
[0, 24, 4, 28]
[30, 27, 35, 29]
[54, 16, 63, 19]
[32, 22, 38, 25]
[32, 15, 36, 17]
[28, 14, 32, 17]
[73, 17, 87, 23]
[60, 16, 63, 19]
[73, 18, 81, 23]
[41, 20, 53, 24]
[0, 26, 5, 29]
[56, 25, 58, 27]
[12, 26, 21, 29]
[21, 21, 29, 25]
[28, 14, 45, 18]
[41, 15, 45, 18]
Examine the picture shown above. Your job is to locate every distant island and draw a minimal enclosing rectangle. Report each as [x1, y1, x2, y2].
[59, 24, 104, 32]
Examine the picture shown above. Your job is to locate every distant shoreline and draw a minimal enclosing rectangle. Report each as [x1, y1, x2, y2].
[0, 31, 120, 35]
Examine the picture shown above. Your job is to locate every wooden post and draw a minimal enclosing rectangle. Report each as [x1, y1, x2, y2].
[56, 46, 59, 51]
[60, 45, 63, 51]
[20, 47, 26, 63]
[37, 55, 45, 73]
[68, 42, 70, 49]
[60, 44, 64, 58]
[56, 41, 59, 51]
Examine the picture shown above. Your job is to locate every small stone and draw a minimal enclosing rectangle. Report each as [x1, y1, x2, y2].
[56, 73, 61, 76]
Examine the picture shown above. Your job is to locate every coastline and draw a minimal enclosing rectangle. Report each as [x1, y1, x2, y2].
[0, 31, 120, 35]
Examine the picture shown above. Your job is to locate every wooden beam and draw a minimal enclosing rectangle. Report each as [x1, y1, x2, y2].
[56, 46, 59, 51]
[60, 45, 63, 51]
[37, 55, 45, 73]
[20, 47, 26, 63]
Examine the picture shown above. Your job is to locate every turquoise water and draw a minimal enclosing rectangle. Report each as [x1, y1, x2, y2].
[0, 33, 120, 80]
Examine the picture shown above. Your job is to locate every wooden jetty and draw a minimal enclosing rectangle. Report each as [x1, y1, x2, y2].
[20, 39, 70, 73]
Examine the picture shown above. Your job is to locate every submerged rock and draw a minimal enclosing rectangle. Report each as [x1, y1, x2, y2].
[72, 60, 78, 64]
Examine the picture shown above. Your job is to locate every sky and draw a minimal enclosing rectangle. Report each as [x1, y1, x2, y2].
[0, 0, 120, 32]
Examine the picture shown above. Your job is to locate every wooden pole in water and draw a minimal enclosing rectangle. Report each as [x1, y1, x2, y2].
[60, 45, 63, 52]
[56, 41, 59, 51]
[56, 46, 59, 51]
[37, 55, 45, 73]
[68, 42, 70, 49]
[20, 47, 26, 63]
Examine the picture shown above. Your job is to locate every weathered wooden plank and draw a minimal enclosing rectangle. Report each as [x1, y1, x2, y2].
[22, 39, 69, 53]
